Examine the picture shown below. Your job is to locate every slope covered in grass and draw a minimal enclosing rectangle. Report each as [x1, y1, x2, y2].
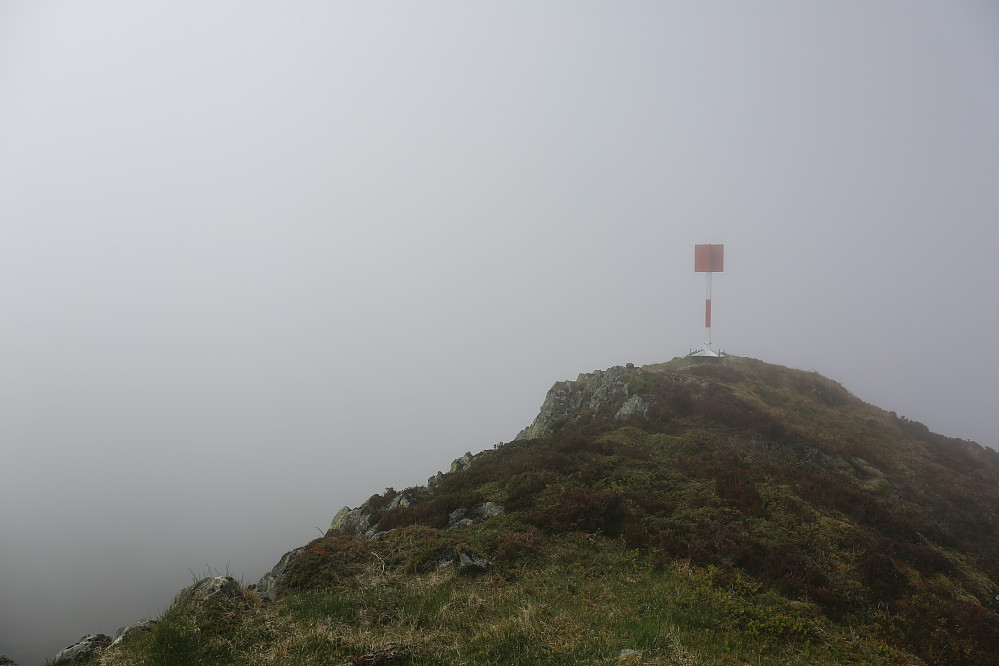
[93, 356, 999, 665]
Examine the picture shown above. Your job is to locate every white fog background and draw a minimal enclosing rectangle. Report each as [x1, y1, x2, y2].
[2, 3, 998, 664]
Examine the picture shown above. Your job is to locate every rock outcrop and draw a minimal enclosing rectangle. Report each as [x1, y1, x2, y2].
[615, 393, 650, 419]
[45, 577, 243, 663]
[257, 546, 306, 602]
[516, 364, 645, 440]
[51, 634, 112, 664]
[175, 575, 242, 604]
[429, 452, 475, 488]
[329, 505, 374, 538]
[330, 450, 499, 539]
[387, 490, 417, 510]
[449, 451, 473, 473]
[110, 619, 157, 647]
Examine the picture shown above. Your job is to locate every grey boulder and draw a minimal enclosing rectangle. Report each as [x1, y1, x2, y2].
[51, 634, 112, 664]
[329, 505, 372, 537]
[476, 501, 504, 519]
[110, 619, 157, 647]
[176, 575, 242, 604]
[448, 508, 473, 529]
[257, 546, 306, 602]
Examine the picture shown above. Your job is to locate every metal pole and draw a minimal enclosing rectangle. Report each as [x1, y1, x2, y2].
[705, 270, 712, 348]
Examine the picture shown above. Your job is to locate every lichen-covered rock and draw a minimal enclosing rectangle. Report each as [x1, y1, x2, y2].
[475, 501, 505, 519]
[448, 507, 470, 528]
[256, 546, 306, 602]
[51, 634, 112, 664]
[110, 619, 157, 647]
[450, 452, 473, 473]
[427, 452, 476, 490]
[516, 364, 645, 439]
[175, 576, 242, 604]
[387, 491, 417, 510]
[329, 488, 422, 539]
[615, 394, 649, 420]
[329, 505, 372, 536]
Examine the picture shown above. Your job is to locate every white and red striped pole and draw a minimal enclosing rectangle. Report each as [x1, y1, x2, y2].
[694, 244, 724, 356]
[705, 269, 712, 345]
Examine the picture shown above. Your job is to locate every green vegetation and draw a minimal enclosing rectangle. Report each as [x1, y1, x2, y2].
[97, 534, 917, 665]
[92, 356, 999, 665]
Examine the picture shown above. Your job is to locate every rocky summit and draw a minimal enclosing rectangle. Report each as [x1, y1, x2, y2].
[515, 363, 648, 440]
[40, 356, 999, 665]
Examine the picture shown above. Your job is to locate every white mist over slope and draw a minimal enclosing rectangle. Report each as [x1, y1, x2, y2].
[2, 2, 998, 664]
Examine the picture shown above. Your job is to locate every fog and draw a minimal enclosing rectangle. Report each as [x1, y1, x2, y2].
[2, 2, 998, 663]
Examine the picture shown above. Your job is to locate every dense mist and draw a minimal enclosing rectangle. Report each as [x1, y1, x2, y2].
[2, 3, 998, 664]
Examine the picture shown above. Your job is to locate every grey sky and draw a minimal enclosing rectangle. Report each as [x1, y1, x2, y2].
[2, 3, 998, 664]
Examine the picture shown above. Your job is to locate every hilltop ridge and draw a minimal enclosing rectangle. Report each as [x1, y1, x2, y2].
[44, 356, 999, 665]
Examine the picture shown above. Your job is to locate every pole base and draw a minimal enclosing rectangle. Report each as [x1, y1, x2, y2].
[689, 344, 724, 358]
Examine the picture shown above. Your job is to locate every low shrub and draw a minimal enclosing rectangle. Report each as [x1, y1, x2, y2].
[491, 527, 545, 562]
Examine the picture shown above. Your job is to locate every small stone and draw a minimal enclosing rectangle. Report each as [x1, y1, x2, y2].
[458, 551, 493, 574]
[437, 550, 493, 574]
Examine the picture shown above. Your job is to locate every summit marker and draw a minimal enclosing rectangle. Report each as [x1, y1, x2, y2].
[691, 243, 724, 357]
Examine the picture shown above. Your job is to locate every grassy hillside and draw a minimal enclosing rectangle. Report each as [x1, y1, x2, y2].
[92, 356, 999, 665]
